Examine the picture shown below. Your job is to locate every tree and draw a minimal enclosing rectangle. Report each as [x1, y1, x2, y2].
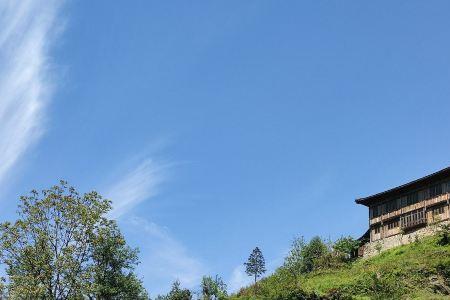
[301, 236, 328, 273]
[200, 275, 227, 300]
[0, 181, 148, 299]
[91, 220, 148, 299]
[244, 247, 266, 294]
[333, 236, 360, 260]
[283, 236, 306, 280]
[156, 280, 191, 300]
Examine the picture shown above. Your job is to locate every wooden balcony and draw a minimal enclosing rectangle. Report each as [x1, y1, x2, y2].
[370, 193, 449, 226]
[400, 209, 426, 230]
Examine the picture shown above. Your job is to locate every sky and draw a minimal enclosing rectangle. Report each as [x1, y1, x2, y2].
[1, 0, 450, 296]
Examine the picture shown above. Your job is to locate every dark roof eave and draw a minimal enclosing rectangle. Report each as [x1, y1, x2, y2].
[355, 166, 450, 207]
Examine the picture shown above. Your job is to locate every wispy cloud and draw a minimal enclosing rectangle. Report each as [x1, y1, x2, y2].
[105, 158, 168, 219]
[228, 265, 253, 293]
[126, 216, 206, 296]
[0, 0, 61, 185]
[102, 154, 204, 295]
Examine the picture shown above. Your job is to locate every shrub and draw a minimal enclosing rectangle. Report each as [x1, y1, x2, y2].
[323, 288, 351, 300]
[284, 236, 306, 278]
[302, 236, 329, 273]
[272, 289, 321, 300]
[333, 236, 360, 261]
[314, 252, 347, 271]
[284, 236, 359, 277]
[437, 224, 450, 246]
[374, 242, 383, 254]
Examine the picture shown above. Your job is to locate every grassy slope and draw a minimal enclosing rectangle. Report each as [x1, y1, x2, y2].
[231, 236, 450, 299]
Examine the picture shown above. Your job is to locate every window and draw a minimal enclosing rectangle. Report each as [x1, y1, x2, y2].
[433, 206, 445, 216]
[430, 184, 443, 198]
[386, 200, 398, 213]
[374, 226, 381, 234]
[387, 220, 399, 230]
[407, 192, 419, 205]
[372, 205, 381, 218]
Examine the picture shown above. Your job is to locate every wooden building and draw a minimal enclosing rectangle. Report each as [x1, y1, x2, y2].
[356, 167, 450, 255]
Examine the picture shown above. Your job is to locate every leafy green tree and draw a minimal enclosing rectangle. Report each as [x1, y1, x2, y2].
[283, 237, 306, 278]
[245, 247, 266, 294]
[91, 220, 148, 299]
[333, 236, 360, 260]
[283, 236, 306, 280]
[0, 181, 148, 299]
[201, 275, 227, 300]
[301, 236, 328, 273]
[156, 280, 192, 300]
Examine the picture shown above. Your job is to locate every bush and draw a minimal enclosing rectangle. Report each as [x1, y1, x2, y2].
[284, 236, 306, 278]
[284, 236, 358, 277]
[272, 289, 321, 300]
[333, 236, 360, 260]
[437, 224, 450, 246]
[322, 288, 351, 300]
[302, 237, 329, 273]
[313, 252, 347, 271]
[367, 272, 405, 300]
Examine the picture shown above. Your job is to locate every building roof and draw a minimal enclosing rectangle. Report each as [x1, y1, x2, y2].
[355, 166, 450, 207]
[357, 228, 370, 244]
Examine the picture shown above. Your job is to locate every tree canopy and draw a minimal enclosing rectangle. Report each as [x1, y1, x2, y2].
[201, 275, 227, 300]
[155, 280, 192, 300]
[0, 181, 148, 299]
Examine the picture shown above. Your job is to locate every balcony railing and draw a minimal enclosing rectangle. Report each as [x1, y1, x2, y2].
[370, 193, 449, 226]
[400, 209, 426, 230]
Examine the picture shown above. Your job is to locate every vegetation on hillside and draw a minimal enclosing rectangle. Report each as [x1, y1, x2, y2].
[2, 182, 449, 300]
[231, 228, 450, 300]
[151, 226, 450, 300]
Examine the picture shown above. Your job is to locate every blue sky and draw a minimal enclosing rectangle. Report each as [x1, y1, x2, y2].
[1, 0, 450, 296]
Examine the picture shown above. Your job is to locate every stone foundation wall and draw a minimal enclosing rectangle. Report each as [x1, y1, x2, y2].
[362, 220, 449, 258]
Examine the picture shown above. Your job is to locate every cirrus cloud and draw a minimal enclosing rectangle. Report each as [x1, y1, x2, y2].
[0, 0, 62, 186]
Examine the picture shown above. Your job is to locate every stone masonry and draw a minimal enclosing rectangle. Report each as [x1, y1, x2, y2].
[362, 220, 449, 258]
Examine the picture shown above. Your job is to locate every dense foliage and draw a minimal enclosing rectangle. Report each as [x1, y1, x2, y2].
[156, 280, 192, 300]
[0, 181, 148, 299]
[332, 236, 360, 260]
[201, 275, 228, 300]
[91, 221, 148, 299]
[283, 236, 306, 280]
[231, 233, 450, 299]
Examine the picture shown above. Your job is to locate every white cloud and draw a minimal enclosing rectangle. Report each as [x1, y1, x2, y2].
[0, 0, 61, 185]
[228, 265, 253, 294]
[105, 158, 168, 219]
[102, 157, 204, 295]
[126, 216, 206, 296]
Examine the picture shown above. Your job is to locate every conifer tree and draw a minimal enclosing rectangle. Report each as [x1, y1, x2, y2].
[244, 247, 266, 294]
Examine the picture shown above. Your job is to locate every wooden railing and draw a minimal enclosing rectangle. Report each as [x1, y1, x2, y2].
[370, 193, 449, 225]
[400, 209, 426, 230]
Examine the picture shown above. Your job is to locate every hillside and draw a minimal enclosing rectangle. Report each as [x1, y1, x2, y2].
[231, 235, 450, 299]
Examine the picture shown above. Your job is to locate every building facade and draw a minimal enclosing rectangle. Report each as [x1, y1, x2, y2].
[356, 167, 450, 257]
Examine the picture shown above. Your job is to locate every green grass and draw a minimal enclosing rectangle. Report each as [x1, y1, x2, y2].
[231, 236, 450, 299]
